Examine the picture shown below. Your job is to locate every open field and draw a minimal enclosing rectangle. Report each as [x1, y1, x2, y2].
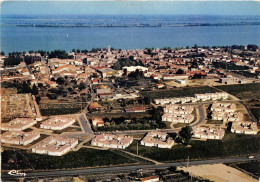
[39, 103, 87, 116]
[179, 163, 257, 182]
[215, 83, 260, 100]
[250, 108, 260, 121]
[230, 160, 260, 178]
[141, 86, 218, 99]
[1, 148, 139, 170]
[126, 133, 260, 162]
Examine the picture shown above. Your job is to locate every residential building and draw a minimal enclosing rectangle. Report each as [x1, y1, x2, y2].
[91, 134, 133, 149]
[140, 132, 175, 149]
[32, 136, 78, 156]
[1, 118, 37, 131]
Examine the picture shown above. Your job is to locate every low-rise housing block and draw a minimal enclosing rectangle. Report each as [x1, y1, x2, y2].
[192, 126, 225, 140]
[40, 116, 75, 130]
[231, 122, 258, 135]
[31, 136, 78, 156]
[91, 134, 133, 149]
[1, 118, 37, 131]
[140, 131, 175, 149]
[1, 131, 40, 145]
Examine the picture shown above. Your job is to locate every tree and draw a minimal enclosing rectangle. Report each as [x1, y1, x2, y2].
[56, 77, 65, 85]
[247, 44, 258, 51]
[176, 69, 184, 75]
[78, 81, 86, 90]
[179, 126, 193, 145]
[20, 81, 32, 93]
[31, 84, 39, 95]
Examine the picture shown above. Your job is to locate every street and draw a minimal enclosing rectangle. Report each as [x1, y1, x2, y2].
[2, 155, 259, 180]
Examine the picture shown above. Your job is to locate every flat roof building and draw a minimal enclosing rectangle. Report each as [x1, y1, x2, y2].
[192, 126, 225, 140]
[1, 131, 40, 146]
[40, 116, 75, 130]
[140, 131, 175, 149]
[1, 118, 37, 131]
[231, 122, 258, 135]
[32, 136, 78, 156]
[91, 134, 133, 149]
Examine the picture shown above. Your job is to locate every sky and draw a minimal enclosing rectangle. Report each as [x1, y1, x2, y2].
[1, 1, 260, 16]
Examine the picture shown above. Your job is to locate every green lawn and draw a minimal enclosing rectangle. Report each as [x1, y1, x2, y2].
[1, 148, 139, 170]
[126, 133, 260, 162]
[141, 86, 217, 99]
[215, 83, 260, 100]
[250, 108, 260, 121]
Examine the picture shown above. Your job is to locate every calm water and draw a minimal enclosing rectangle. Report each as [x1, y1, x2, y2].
[1, 15, 260, 53]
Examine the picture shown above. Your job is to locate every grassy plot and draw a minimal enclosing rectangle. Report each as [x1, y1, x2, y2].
[126, 134, 260, 162]
[215, 83, 260, 100]
[40, 103, 87, 116]
[232, 160, 260, 177]
[140, 86, 217, 99]
[1, 148, 138, 170]
[250, 108, 260, 121]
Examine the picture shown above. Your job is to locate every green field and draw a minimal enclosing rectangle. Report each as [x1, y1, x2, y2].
[250, 108, 260, 121]
[141, 86, 217, 99]
[233, 160, 260, 177]
[1, 148, 139, 170]
[215, 83, 260, 100]
[126, 133, 260, 162]
[40, 103, 87, 116]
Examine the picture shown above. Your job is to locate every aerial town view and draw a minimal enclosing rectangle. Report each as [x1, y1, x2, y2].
[1, 1, 260, 182]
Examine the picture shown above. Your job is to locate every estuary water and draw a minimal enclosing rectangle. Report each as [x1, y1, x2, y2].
[1, 15, 260, 53]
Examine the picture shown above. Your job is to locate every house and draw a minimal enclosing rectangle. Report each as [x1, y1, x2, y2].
[92, 117, 105, 127]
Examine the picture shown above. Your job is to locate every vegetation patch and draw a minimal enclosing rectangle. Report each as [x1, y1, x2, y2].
[141, 86, 217, 99]
[215, 83, 260, 100]
[40, 103, 87, 116]
[250, 108, 260, 121]
[1, 148, 137, 170]
[127, 134, 260, 162]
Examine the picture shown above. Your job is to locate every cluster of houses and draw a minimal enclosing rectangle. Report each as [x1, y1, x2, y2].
[40, 116, 75, 130]
[1, 116, 79, 156]
[91, 134, 133, 149]
[162, 105, 194, 123]
[31, 136, 78, 156]
[192, 126, 225, 140]
[154, 92, 228, 105]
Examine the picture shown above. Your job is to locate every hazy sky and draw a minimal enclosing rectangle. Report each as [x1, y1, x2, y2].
[1, 1, 260, 16]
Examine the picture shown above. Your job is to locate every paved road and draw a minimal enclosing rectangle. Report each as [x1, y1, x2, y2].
[78, 113, 94, 135]
[2, 155, 259, 180]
